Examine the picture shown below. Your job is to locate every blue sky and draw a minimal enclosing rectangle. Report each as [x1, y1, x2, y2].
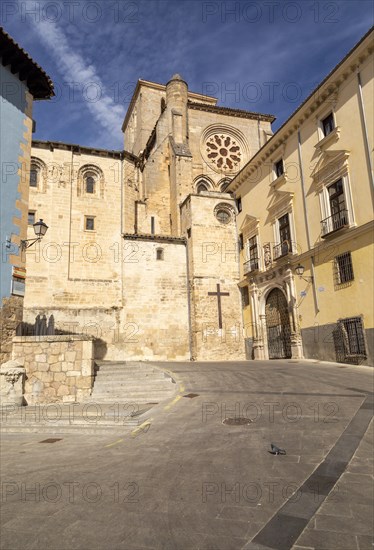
[2, 1, 373, 149]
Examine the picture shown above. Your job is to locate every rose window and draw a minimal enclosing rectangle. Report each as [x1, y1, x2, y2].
[206, 134, 242, 171]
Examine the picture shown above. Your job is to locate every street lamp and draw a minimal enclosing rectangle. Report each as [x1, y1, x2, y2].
[21, 219, 48, 250]
[295, 264, 305, 277]
[295, 263, 313, 283]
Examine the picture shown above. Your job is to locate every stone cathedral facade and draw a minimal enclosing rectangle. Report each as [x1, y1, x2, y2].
[25, 75, 274, 361]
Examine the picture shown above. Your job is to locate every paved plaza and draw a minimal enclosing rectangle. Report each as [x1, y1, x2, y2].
[1, 360, 373, 549]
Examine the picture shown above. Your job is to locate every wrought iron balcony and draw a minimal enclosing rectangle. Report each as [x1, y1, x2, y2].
[273, 240, 292, 260]
[243, 257, 259, 275]
[321, 210, 348, 237]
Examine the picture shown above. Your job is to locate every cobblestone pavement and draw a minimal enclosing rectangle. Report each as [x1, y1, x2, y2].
[0, 359, 373, 550]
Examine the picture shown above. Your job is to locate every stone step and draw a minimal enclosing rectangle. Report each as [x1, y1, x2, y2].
[94, 373, 170, 382]
[0, 422, 139, 435]
[95, 362, 155, 370]
[0, 402, 154, 435]
[95, 367, 167, 376]
[95, 361, 146, 366]
[92, 388, 174, 395]
[90, 393, 174, 402]
[0, 420, 142, 431]
[95, 361, 166, 368]
[89, 402, 168, 407]
[92, 380, 174, 389]
[89, 361, 177, 405]
[89, 392, 170, 401]
[90, 394, 173, 402]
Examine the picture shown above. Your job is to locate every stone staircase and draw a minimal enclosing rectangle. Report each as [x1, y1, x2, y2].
[0, 361, 177, 435]
[90, 361, 177, 404]
[0, 402, 152, 435]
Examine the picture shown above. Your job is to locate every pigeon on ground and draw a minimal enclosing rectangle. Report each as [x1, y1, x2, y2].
[269, 443, 286, 455]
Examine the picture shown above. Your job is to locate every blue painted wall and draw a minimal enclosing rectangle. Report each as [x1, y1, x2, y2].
[0, 63, 28, 302]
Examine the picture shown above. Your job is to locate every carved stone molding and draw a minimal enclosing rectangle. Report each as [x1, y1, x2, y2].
[201, 124, 249, 175]
[263, 243, 272, 268]
[310, 150, 350, 192]
[0, 360, 25, 405]
[30, 157, 48, 193]
[77, 164, 105, 198]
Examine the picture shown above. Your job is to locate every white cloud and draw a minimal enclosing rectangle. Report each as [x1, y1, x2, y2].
[26, 5, 125, 143]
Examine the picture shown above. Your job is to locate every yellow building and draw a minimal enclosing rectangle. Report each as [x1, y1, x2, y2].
[231, 27, 373, 366]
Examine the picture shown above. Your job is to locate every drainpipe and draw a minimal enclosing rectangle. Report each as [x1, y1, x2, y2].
[120, 154, 124, 234]
[297, 129, 319, 313]
[184, 235, 194, 361]
[134, 201, 139, 233]
[120, 155, 124, 308]
[357, 72, 374, 195]
[67, 147, 74, 280]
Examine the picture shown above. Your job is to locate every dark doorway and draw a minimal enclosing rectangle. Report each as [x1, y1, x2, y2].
[265, 288, 292, 359]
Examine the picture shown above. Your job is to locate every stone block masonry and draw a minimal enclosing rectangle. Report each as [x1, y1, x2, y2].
[119, 236, 190, 361]
[11, 335, 94, 404]
[0, 296, 24, 363]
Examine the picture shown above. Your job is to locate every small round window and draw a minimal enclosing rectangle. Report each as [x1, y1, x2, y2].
[215, 208, 231, 224]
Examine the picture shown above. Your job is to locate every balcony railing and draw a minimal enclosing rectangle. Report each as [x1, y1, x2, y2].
[273, 240, 292, 260]
[321, 210, 348, 237]
[243, 257, 259, 275]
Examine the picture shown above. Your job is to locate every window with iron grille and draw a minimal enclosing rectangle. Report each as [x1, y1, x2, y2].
[335, 252, 354, 284]
[241, 286, 250, 308]
[328, 179, 346, 216]
[279, 213, 292, 253]
[248, 235, 259, 270]
[339, 317, 366, 357]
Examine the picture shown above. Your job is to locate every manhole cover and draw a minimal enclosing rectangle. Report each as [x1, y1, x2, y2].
[222, 417, 252, 426]
[39, 438, 62, 443]
[183, 393, 199, 399]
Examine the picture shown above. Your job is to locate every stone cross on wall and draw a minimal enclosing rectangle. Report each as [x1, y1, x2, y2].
[208, 284, 230, 329]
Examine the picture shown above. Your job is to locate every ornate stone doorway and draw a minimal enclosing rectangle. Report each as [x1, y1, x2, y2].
[265, 288, 292, 359]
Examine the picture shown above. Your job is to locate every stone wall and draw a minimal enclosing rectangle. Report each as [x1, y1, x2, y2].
[0, 295, 24, 363]
[119, 236, 190, 361]
[301, 325, 373, 367]
[11, 335, 94, 404]
[181, 193, 246, 361]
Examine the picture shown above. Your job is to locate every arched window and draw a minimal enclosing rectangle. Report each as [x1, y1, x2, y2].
[85, 174, 95, 194]
[29, 158, 47, 192]
[197, 180, 209, 194]
[220, 179, 231, 192]
[156, 248, 164, 261]
[78, 165, 104, 198]
[30, 165, 38, 187]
